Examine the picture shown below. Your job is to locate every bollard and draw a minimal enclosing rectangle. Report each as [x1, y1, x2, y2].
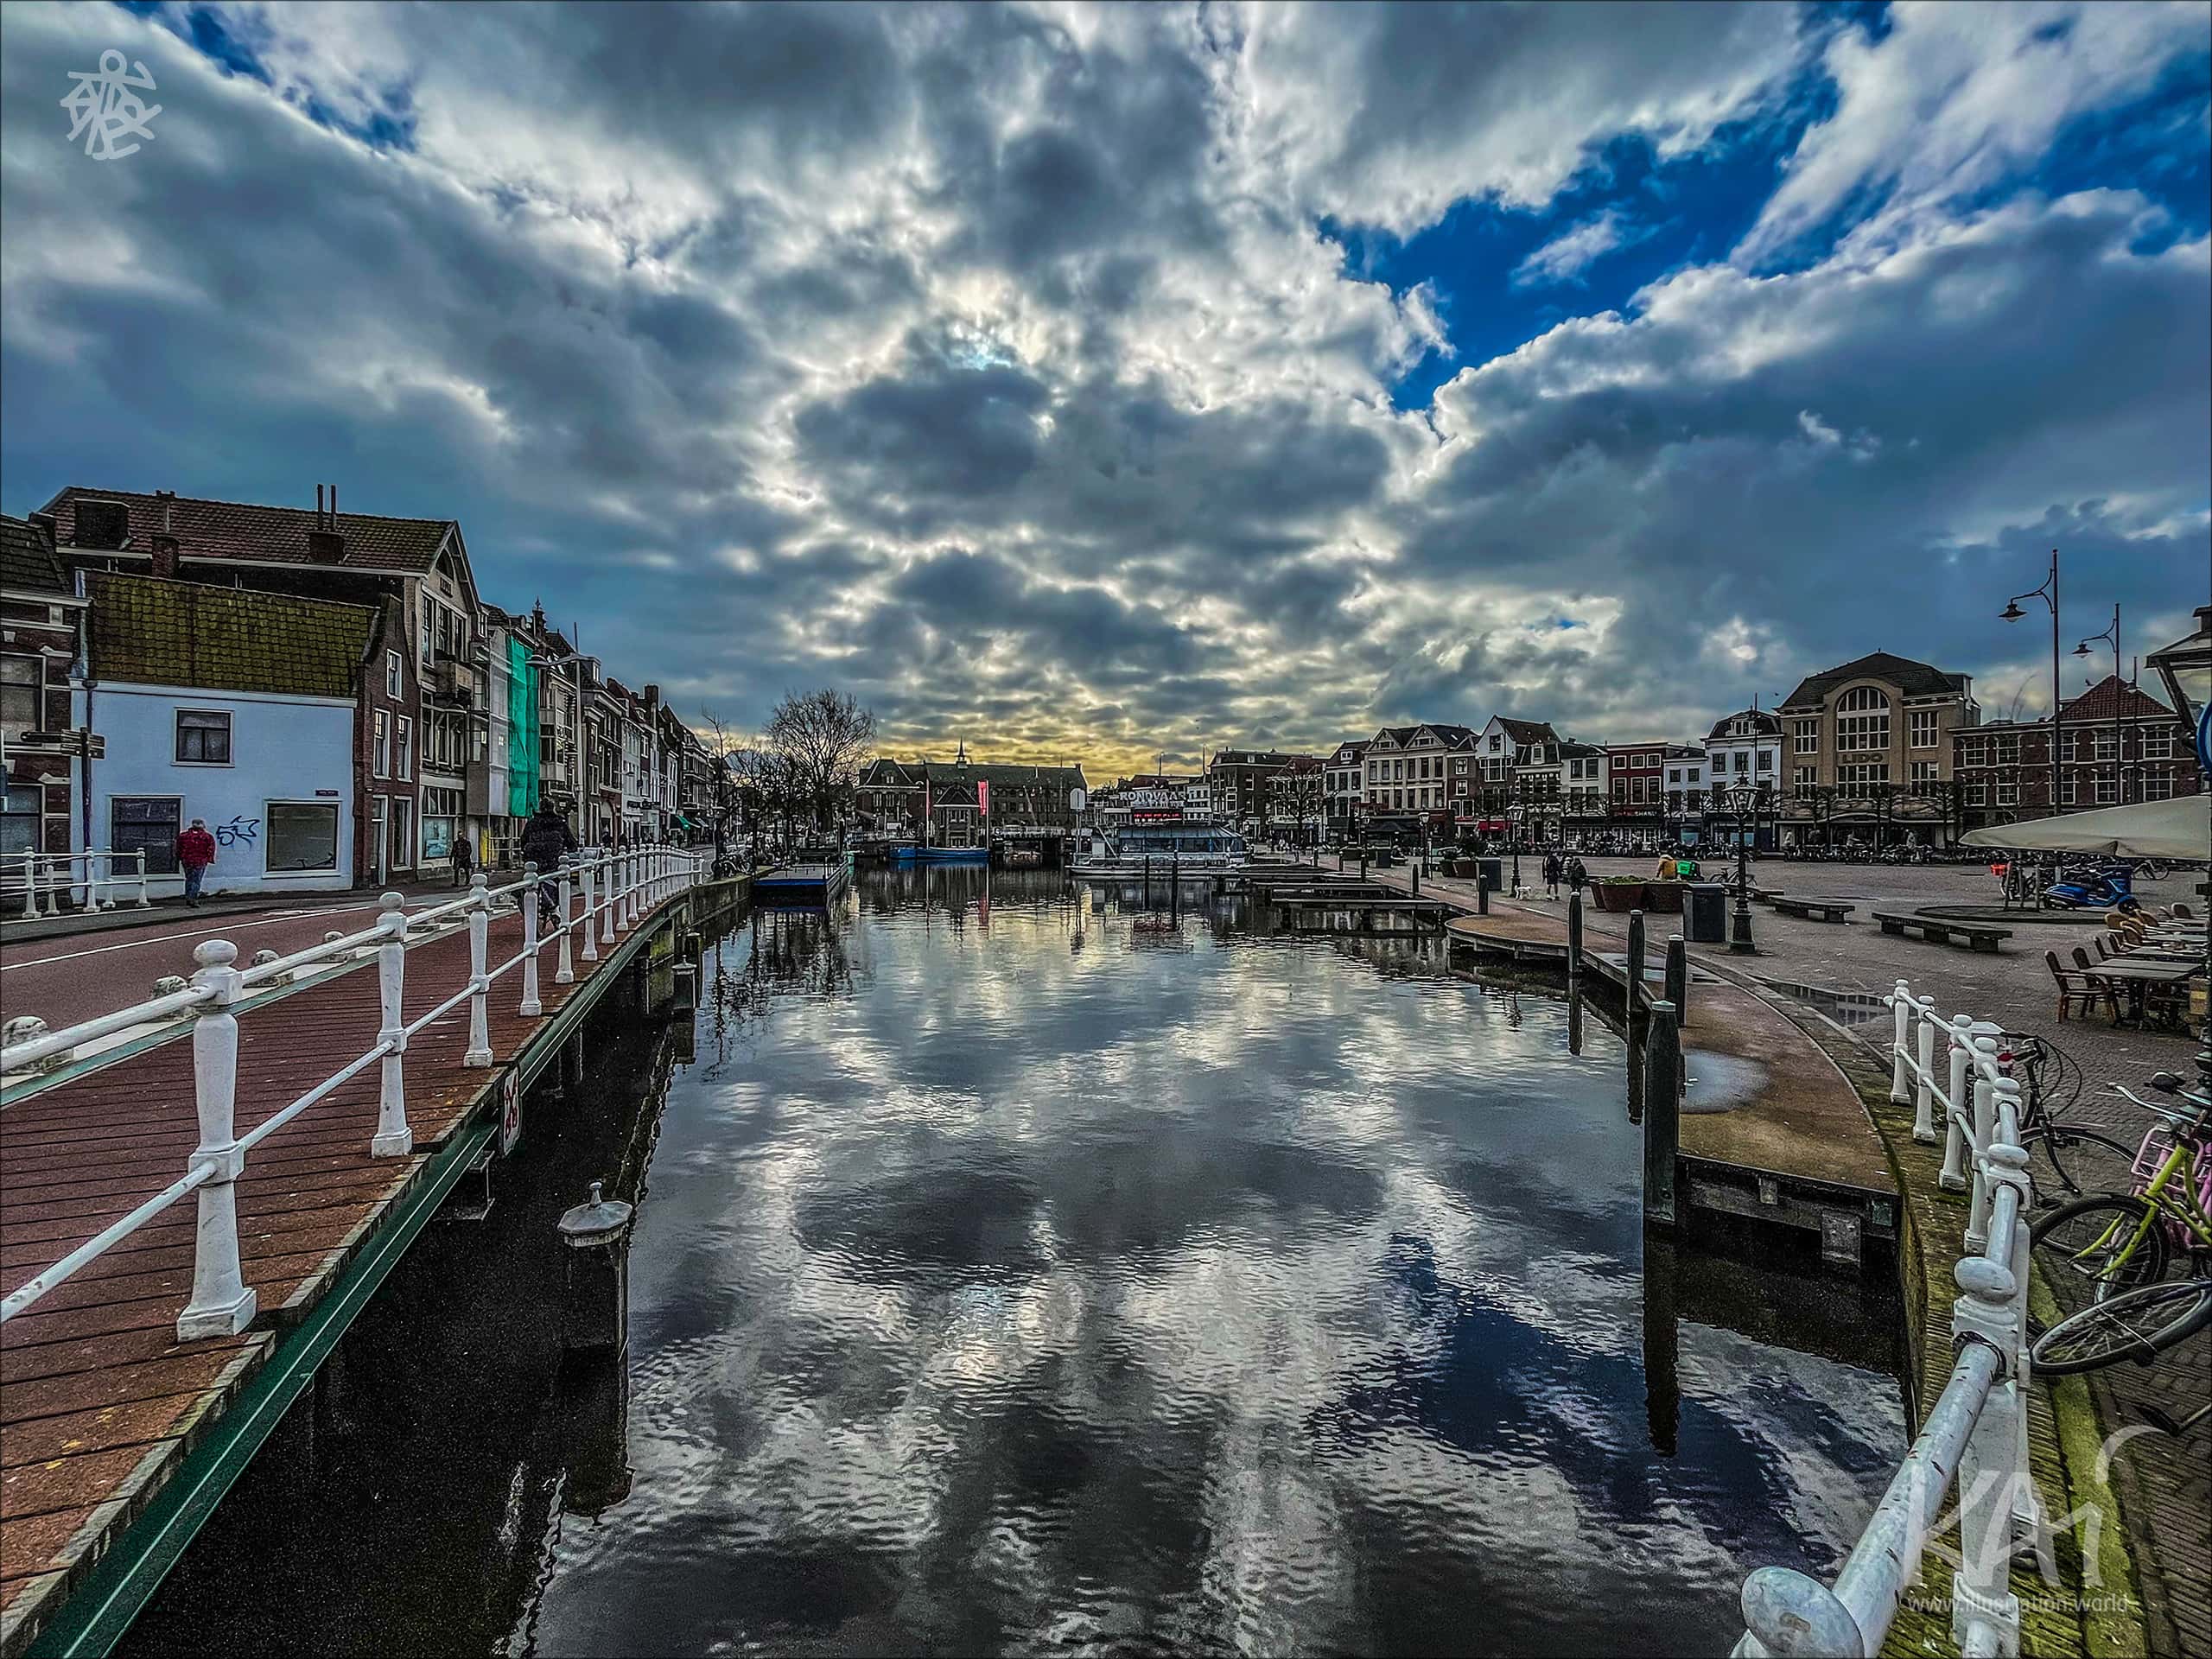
[1566, 891, 1583, 976]
[559, 1180, 635, 1352]
[1625, 910, 1646, 1015]
[672, 959, 698, 1016]
[465, 874, 494, 1066]
[178, 942, 257, 1339]
[556, 857, 576, 985]
[1411, 863, 1420, 898]
[372, 893, 412, 1155]
[520, 861, 543, 1017]
[137, 848, 151, 907]
[1643, 1000, 1681, 1226]
[1664, 935, 1688, 1026]
[1477, 871, 1490, 916]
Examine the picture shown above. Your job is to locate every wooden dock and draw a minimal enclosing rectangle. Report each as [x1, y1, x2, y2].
[1446, 905, 1897, 1265]
[0, 877, 737, 1656]
[751, 861, 850, 906]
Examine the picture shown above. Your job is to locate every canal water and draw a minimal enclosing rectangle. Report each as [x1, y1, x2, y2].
[128, 868, 1906, 1657]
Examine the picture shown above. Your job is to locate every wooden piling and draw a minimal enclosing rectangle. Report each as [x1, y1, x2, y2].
[1643, 999, 1681, 1226]
[1566, 890, 1583, 976]
[1625, 910, 1646, 1015]
[1664, 934, 1688, 1025]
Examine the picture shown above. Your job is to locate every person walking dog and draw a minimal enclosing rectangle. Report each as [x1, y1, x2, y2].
[177, 817, 216, 908]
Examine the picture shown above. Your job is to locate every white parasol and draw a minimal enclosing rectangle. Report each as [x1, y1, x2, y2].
[1960, 794, 2209, 860]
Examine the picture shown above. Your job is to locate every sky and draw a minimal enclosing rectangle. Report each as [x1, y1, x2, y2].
[2, 1, 2207, 778]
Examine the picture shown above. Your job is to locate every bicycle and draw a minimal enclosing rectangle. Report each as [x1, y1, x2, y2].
[2000, 1031, 2139, 1205]
[2030, 1072, 2212, 1300]
[2030, 1273, 2212, 1376]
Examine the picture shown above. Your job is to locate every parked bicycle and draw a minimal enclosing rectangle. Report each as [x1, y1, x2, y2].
[1999, 1031, 2140, 1205]
[2029, 1071, 2212, 1306]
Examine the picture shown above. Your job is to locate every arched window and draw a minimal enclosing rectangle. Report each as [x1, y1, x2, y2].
[1834, 686, 1891, 753]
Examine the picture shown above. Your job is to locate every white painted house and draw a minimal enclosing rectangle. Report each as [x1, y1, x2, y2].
[87, 575, 375, 897]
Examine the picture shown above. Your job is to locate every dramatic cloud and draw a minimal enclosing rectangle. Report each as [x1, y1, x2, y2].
[2, 1, 2204, 775]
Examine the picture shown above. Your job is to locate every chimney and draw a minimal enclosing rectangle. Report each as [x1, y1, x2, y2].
[308, 483, 345, 560]
[149, 533, 181, 578]
[28, 511, 56, 540]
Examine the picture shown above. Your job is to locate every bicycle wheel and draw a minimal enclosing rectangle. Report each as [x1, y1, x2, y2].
[2030, 1194, 2170, 1297]
[2027, 1128, 2143, 1205]
[2031, 1277, 2212, 1376]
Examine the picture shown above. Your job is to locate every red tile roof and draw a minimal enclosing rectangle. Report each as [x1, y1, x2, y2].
[41, 486, 454, 575]
[2058, 673, 2175, 723]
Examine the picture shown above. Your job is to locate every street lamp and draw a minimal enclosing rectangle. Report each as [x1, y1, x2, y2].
[2145, 605, 2212, 1090]
[2074, 602, 2123, 807]
[2002, 550, 2063, 819]
[1726, 783, 1759, 953]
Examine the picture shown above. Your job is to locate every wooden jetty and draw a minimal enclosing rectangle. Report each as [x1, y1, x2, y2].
[1446, 902, 1897, 1267]
[0, 855, 742, 1656]
[751, 861, 850, 906]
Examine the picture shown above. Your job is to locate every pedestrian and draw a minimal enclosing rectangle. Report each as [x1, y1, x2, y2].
[1543, 850, 1562, 899]
[176, 817, 216, 908]
[520, 801, 579, 921]
[451, 832, 475, 888]
[1565, 854, 1587, 897]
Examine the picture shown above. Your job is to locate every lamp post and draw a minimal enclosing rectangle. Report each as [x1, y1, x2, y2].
[2000, 550, 2063, 817]
[1727, 783, 1758, 953]
[2074, 604, 2124, 807]
[2145, 605, 2212, 1090]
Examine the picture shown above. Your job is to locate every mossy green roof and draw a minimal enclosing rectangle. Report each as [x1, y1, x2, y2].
[90, 573, 376, 698]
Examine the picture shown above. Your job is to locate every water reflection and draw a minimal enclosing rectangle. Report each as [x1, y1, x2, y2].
[123, 869, 1903, 1658]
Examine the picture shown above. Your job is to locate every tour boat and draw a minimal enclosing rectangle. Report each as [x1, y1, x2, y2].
[917, 844, 989, 864]
[1071, 822, 1248, 877]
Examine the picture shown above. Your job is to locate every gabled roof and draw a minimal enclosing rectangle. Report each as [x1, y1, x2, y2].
[1328, 739, 1370, 761]
[0, 513, 66, 594]
[89, 573, 375, 699]
[1781, 651, 1969, 707]
[1497, 717, 1558, 745]
[42, 486, 457, 577]
[2058, 674, 2174, 724]
[1558, 740, 1605, 759]
[1706, 708, 1783, 741]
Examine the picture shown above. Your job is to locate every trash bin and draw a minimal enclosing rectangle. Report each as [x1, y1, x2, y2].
[1478, 857, 1503, 893]
[1683, 882, 1728, 944]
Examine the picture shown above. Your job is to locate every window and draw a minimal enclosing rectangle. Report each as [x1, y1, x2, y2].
[1910, 709, 1940, 749]
[1, 655, 40, 735]
[1756, 750, 1772, 771]
[2061, 776, 2078, 805]
[2142, 769, 2175, 801]
[422, 785, 463, 860]
[1793, 719, 1818, 754]
[2094, 776, 2119, 804]
[1, 780, 40, 857]
[2093, 729, 2119, 761]
[1911, 760, 1939, 785]
[1836, 762, 1890, 798]
[389, 797, 413, 869]
[1961, 736, 1986, 767]
[373, 710, 391, 779]
[1964, 783, 1987, 806]
[385, 651, 403, 698]
[2143, 727, 2174, 760]
[1733, 752, 1750, 773]
[1834, 687, 1891, 753]
[175, 709, 233, 765]
[111, 796, 181, 874]
[265, 802, 340, 872]
[1996, 780, 2018, 806]
[396, 717, 414, 780]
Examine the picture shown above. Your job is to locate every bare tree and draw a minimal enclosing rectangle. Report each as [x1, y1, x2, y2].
[766, 689, 877, 831]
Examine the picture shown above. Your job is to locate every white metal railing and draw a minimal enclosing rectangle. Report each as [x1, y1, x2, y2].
[0, 846, 706, 1341]
[2, 848, 151, 917]
[1735, 979, 2031, 1658]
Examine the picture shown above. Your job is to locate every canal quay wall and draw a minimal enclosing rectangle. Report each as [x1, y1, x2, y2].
[1325, 860, 2152, 1659]
[0, 869, 753, 1659]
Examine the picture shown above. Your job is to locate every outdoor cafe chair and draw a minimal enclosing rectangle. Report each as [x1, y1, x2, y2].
[2046, 950, 2116, 1021]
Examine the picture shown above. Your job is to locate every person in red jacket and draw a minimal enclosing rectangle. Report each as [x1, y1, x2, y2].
[177, 818, 216, 907]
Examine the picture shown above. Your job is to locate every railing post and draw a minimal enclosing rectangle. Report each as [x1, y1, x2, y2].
[582, 856, 601, 961]
[520, 861, 543, 1016]
[465, 873, 494, 1066]
[26, 855, 47, 919]
[1738, 1566, 1864, 1659]
[82, 853, 104, 913]
[137, 847, 151, 907]
[1950, 1253, 2025, 1658]
[1889, 979, 1912, 1103]
[556, 856, 576, 984]
[1963, 1033, 2002, 1253]
[372, 894, 412, 1155]
[1940, 1014, 1975, 1192]
[601, 850, 619, 945]
[177, 941, 257, 1340]
[1911, 995, 1939, 1143]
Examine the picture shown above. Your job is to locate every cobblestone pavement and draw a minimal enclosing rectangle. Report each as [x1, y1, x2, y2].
[1370, 851, 2209, 1656]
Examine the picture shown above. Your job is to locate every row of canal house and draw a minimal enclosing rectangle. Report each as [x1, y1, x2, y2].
[2, 488, 716, 900]
[1308, 644, 2200, 849]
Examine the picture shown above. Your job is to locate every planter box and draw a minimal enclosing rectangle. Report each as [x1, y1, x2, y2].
[1447, 860, 1478, 878]
[1643, 881, 1685, 914]
[1592, 882, 1646, 913]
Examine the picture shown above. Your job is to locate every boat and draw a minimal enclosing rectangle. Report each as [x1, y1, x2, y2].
[752, 861, 851, 906]
[1071, 822, 1247, 878]
[917, 844, 989, 864]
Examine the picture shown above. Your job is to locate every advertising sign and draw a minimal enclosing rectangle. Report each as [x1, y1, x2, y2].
[499, 1068, 523, 1156]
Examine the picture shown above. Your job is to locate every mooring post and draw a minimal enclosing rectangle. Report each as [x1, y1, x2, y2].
[1411, 862, 1420, 897]
[1664, 934, 1688, 1025]
[1642, 1229, 1680, 1458]
[1625, 910, 1646, 1015]
[1566, 890, 1583, 976]
[556, 857, 576, 985]
[465, 873, 494, 1066]
[178, 941, 257, 1340]
[558, 1181, 635, 1353]
[519, 861, 543, 1017]
[372, 893, 412, 1155]
[1643, 999, 1681, 1226]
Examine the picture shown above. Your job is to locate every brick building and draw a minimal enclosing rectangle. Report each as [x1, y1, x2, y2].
[1953, 675, 2198, 835]
[1776, 651, 1978, 848]
[1, 513, 90, 869]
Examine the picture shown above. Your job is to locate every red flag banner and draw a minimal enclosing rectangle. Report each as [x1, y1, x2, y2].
[977, 779, 990, 817]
